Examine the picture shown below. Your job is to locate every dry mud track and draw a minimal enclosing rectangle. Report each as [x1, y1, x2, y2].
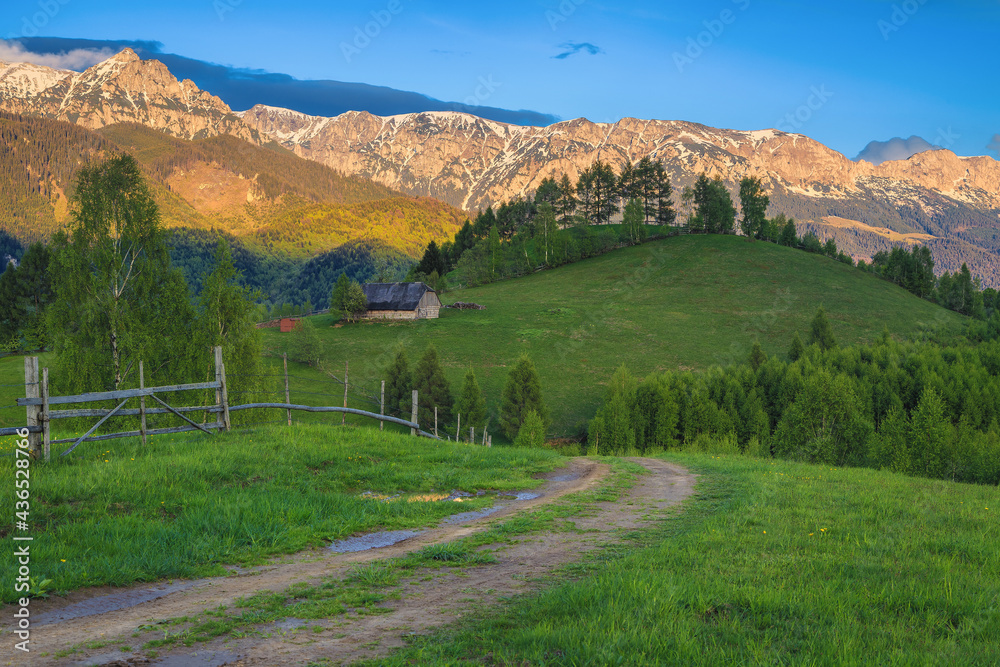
[11, 457, 695, 667]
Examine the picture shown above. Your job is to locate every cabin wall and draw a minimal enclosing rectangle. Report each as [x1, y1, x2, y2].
[364, 310, 418, 320]
[417, 292, 441, 319]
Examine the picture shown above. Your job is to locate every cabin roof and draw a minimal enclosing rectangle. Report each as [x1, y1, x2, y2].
[361, 282, 436, 311]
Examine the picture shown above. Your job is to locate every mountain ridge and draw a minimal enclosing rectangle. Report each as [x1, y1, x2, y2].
[1, 49, 997, 285]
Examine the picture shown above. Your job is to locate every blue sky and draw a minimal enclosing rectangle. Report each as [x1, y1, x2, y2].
[3, 0, 998, 159]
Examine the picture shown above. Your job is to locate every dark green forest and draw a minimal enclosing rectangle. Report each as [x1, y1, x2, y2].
[589, 313, 1000, 486]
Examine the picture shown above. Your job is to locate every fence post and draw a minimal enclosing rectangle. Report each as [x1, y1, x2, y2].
[470, 426, 474, 444]
[214, 346, 231, 432]
[283, 353, 291, 426]
[139, 361, 147, 447]
[380, 380, 385, 431]
[482, 428, 487, 446]
[41, 367, 50, 462]
[24, 356, 40, 459]
[456, 413, 461, 443]
[342, 361, 349, 426]
[434, 406, 438, 438]
[410, 390, 418, 436]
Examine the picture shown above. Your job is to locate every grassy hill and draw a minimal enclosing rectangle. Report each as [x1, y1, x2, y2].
[265, 234, 967, 438]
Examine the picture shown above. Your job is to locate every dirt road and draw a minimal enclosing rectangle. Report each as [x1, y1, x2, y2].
[6, 457, 694, 666]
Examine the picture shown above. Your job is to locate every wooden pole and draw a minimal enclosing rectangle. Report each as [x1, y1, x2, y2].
[139, 361, 147, 447]
[41, 367, 50, 462]
[456, 413, 461, 443]
[410, 390, 418, 436]
[487, 435, 492, 447]
[434, 406, 438, 438]
[470, 426, 474, 444]
[342, 360, 349, 425]
[24, 357, 40, 459]
[214, 346, 231, 432]
[482, 428, 487, 446]
[380, 380, 385, 431]
[283, 353, 291, 426]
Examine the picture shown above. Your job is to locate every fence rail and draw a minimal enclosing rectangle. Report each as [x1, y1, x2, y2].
[8, 351, 444, 460]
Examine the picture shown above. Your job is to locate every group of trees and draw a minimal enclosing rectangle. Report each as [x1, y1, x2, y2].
[589, 307, 1000, 486]
[407, 157, 684, 288]
[1, 154, 265, 417]
[856, 244, 995, 320]
[382, 348, 548, 444]
[0, 242, 52, 352]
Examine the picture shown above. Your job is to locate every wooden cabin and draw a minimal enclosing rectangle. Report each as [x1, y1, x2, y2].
[361, 283, 441, 320]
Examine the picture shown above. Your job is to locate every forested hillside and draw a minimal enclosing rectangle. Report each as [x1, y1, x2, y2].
[0, 112, 466, 262]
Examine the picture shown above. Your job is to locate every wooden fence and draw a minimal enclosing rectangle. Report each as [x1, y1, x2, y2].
[4, 347, 438, 461]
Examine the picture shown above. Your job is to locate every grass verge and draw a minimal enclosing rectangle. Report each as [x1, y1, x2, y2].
[0, 423, 561, 602]
[368, 453, 1000, 666]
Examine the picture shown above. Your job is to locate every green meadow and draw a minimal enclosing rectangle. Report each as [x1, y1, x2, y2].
[265, 234, 965, 437]
[371, 452, 1000, 666]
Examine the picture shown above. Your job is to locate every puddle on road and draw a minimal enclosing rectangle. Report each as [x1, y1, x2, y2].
[152, 650, 241, 666]
[500, 491, 541, 501]
[440, 505, 507, 525]
[331, 485, 547, 552]
[35, 581, 199, 627]
[328, 529, 423, 553]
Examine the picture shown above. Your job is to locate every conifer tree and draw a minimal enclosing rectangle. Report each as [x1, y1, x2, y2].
[748, 340, 767, 371]
[588, 365, 637, 453]
[384, 348, 412, 417]
[909, 387, 951, 479]
[413, 345, 453, 428]
[654, 162, 677, 226]
[455, 366, 487, 431]
[808, 307, 837, 351]
[778, 217, 798, 246]
[556, 173, 577, 224]
[500, 354, 548, 439]
[514, 409, 546, 448]
[788, 331, 805, 361]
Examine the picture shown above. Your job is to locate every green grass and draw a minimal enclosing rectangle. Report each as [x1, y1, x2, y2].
[265, 234, 966, 437]
[120, 455, 645, 652]
[0, 423, 561, 602]
[370, 453, 1000, 666]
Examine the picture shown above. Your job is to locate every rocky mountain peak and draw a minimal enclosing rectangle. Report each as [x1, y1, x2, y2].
[0, 50, 258, 144]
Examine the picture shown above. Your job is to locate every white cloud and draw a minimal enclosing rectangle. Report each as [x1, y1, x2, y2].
[854, 136, 938, 165]
[0, 40, 113, 71]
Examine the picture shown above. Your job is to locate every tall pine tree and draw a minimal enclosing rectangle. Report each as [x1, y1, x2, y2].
[500, 354, 548, 439]
[413, 345, 453, 428]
